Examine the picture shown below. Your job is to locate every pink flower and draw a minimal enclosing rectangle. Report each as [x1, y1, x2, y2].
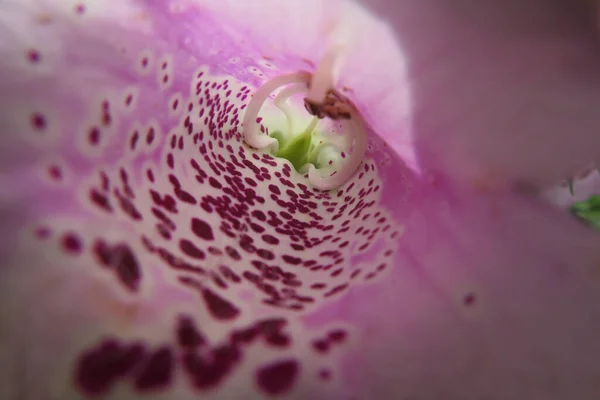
[0, 0, 599, 399]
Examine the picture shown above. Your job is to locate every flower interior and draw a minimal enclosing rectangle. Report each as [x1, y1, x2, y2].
[241, 49, 368, 191]
[0, 3, 412, 398]
[4, 1, 600, 399]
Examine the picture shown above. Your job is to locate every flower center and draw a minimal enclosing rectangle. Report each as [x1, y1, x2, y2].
[242, 50, 367, 191]
[269, 117, 319, 172]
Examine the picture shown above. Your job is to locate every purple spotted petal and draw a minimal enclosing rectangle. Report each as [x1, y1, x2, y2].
[358, 0, 600, 189]
[1, 1, 600, 400]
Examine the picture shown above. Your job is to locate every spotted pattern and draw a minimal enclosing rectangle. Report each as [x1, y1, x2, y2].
[70, 65, 400, 311]
[8, 4, 406, 398]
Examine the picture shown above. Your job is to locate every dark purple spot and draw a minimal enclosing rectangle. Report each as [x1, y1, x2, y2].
[30, 112, 46, 131]
[75, 339, 145, 395]
[90, 190, 113, 212]
[282, 278, 302, 288]
[208, 246, 223, 256]
[330, 268, 343, 277]
[48, 165, 63, 181]
[225, 246, 241, 261]
[183, 353, 223, 389]
[147, 169, 155, 183]
[183, 344, 240, 390]
[175, 188, 197, 204]
[210, 271, 228, 289]
[250, 223, 265, 234]
[74, 3, 86, 15]
[62, 233, 82, 254]
[93, 241, 141, 292]
[208, 176, 222, 189]
[231, 327, 260, 345]
[324, 283, 348, 297]
[88, 127, 100, 145]
[191, 218, 214, 241]
[268, 184, 280, 195]
[146, 128, 155, 144]
[116, 193, 142, 221]
[328, 329, 347, 343]
[163, 195, 177, 212]
[149, 190, 163, 207]
[251, 210, 266, 221]
[312, 339, 330, 354]
[134, 346, 173, 391]
[310, 283, 327, 290]
[179, 239, 206, 260]
[256, 359, 299, 396]
[282, 255, 302, 265]
[256, 248, 275, 261]
[119, 168, 129, 184]
[202, 288, 239, 320]
[177, 316, 206, 348]
[219, 265, 241, 283]
[319, 369, 331, 381]
[294, 294, 314, 303]
[102, 111, 112, 126]
[261, 234, 279, 245]
[464, 292, 476, 306]
[34, 226, 51, 240]
[26, 49, 41, 63]
[265, 332, 291, 348]
[100, 173, 111, 190]
[152, 208, 175, 229]
[243, 270, 260, 283]
[168, 173, 180, 187]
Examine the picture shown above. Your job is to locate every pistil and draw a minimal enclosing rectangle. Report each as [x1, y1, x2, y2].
[242, 72, 311, 151]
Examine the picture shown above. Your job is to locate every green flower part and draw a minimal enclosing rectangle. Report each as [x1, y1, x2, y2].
[570, 195, 600, 230]
[270, 118, 319, 171]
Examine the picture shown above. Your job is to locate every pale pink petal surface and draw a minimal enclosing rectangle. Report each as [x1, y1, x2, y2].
[359, 0, 600, 189]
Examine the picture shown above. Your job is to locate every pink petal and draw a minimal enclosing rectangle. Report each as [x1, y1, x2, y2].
[1, 1, 600, 399]
[357, 0, 600, 188]
[313, 178, 600, 399]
